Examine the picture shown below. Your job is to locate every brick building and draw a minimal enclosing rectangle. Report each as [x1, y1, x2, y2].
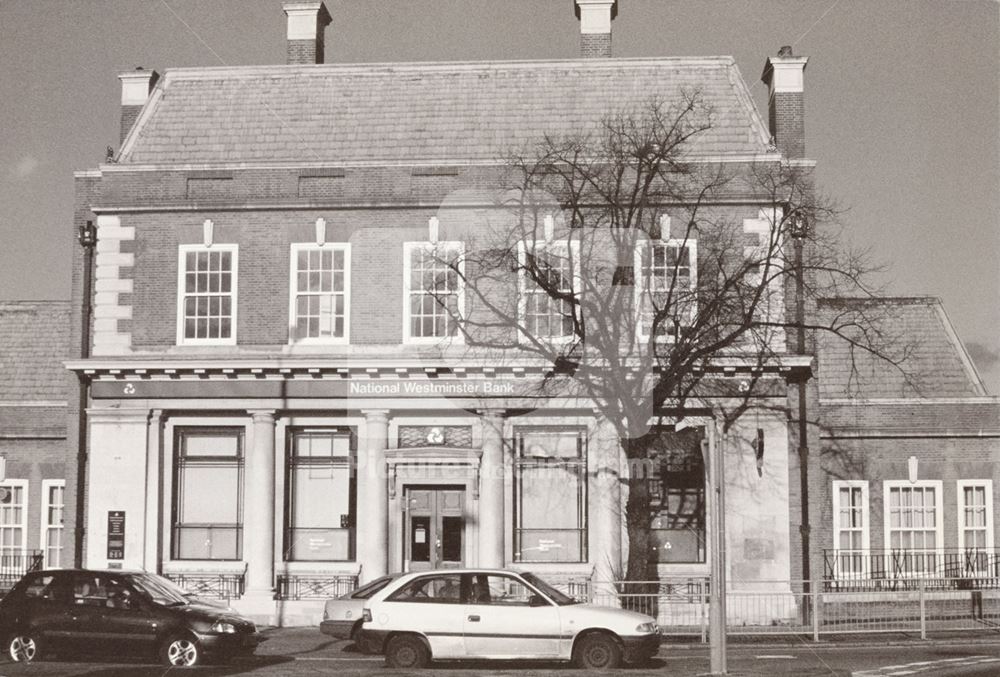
[62, 1, 997, 625]
[0, 302, 70, 578]
[817, 298, 1000, 583]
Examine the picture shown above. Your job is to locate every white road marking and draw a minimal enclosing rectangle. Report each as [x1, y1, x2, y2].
[756, 654, 796, 659]
[853, 656, 997, 676]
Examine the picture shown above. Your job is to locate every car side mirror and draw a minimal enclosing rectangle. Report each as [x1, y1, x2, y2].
[529, 595, 548, 607]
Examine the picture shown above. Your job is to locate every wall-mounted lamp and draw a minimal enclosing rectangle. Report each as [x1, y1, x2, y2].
[78, 220, 97, 248]
[315, 217, 327, 247]
[202, 219, 214, 248]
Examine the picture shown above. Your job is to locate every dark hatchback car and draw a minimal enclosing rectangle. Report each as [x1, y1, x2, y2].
[0, 569, 260, 667]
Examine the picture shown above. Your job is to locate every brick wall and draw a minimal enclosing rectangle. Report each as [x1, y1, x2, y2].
[581, 33, 612, 58]
[287, 39, 320, 65]
[0, 438, 68, 560]
[769, 91, 805, 160]
[818, 433, 1000, 563]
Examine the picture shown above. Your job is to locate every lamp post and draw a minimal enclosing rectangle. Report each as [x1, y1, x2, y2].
[790, 212, 812, 623]
[74, 219, 97, 567]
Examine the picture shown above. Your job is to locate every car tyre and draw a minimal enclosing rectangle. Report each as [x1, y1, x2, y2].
[384, 634, 430, 668]
[159, 634, 202, 667]
[574, 632, 622, 670]
[7, 632, 41, 663]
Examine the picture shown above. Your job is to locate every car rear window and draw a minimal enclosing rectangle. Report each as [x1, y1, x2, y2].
[350, 575, 395, 600]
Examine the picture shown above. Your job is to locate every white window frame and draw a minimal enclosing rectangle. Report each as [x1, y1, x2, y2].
[40, 479, 65, 568]
[287, 243, 351, 345]
[957, 479, 994, 552]
[517, 240, 581, 344]
[831, 480, 869, 579]
[0, 479, 29, 561]
[402, 241, 465, 344]
[633, 238, 698, 342]
[883, 479, 944, 577]
[176, 244, 239, 346]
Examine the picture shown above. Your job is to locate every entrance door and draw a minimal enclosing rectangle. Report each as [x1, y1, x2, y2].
[405, 486, 465, 571]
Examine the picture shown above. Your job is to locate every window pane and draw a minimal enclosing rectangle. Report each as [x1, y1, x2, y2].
[515, 429, 585, 563]
[179, 466, 240, 523]
[183, 433, 240, 457]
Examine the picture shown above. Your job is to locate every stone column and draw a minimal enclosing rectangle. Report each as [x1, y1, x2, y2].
[478, 410, 506, 568]
[590, 415, 623, 587]
[244, 411, 276, 596]
[359, 410, 389, 580]
[143, 410, 164, 572]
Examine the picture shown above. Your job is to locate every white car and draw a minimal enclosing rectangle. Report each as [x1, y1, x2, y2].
[359, 569, 659, 669]
[319, 575, 400, 652]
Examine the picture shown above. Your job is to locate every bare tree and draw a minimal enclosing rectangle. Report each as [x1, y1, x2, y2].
[426, 91, 909, 585]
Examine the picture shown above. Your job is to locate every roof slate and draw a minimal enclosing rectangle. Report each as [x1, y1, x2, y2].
[0, 302, 71, 402]
[119, 58, 771, 165]
[817, 297, 986, 400]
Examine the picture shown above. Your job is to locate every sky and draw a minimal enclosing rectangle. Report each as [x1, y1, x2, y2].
[1, 0, 997, 392]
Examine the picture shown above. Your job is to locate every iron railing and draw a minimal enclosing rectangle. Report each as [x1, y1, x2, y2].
[583, 577, 1000, 640]
[0, 550, 43, 593]
[165, 571, 245, 601]
[275, 574, 358, 600]
[823, 549, 1000, 590]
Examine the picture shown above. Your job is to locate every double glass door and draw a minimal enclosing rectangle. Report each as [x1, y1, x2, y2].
[405, 486, 464, 570]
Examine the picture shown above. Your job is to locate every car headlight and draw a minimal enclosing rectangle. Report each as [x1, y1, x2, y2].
[211, 621, 237, 634]
[636, 621, 658, 633]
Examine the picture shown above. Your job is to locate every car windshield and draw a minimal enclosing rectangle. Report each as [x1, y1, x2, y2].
[126, 573, 190, 606]
[350, 575, 397, 600]
[521, 573, 579, 606]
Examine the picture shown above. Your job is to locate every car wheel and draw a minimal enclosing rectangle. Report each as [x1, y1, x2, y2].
[384, 634, 430, 668]
[7, 633, 41, 663]
[159, 634, 202, 667]
[574, 632, 622, 670]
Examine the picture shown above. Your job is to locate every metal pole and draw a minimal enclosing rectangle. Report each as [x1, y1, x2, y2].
[793, 229, 812, 625]
[704, 422, 727, 674]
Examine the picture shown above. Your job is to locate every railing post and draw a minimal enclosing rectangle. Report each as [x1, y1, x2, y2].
[811, 584, 820, 641]
[700, 579, 708, 643]
[919, 578, 927, 640]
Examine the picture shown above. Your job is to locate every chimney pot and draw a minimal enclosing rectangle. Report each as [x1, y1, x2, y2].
[575, 0, 616, 58]
[283, 1, 331, 65]
[117, 68, 158, 148]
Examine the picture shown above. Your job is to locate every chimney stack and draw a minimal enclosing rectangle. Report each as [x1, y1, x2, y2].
[118, 67, 158, 147]
[761, 46, 809, 159]
[283, 1, 331, 65]
[575, 0, 616, 58]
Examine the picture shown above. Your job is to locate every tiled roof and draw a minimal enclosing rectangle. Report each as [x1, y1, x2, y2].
[817, 297, 986, 400]
[0, 301, 71, 402]
[119, 58, 771, 165]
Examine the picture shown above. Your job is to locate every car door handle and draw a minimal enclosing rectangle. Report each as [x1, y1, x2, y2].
[468, 615, 480, 622]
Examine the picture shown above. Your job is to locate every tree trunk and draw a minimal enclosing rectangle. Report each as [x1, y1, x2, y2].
[621, 436, 658, 617]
